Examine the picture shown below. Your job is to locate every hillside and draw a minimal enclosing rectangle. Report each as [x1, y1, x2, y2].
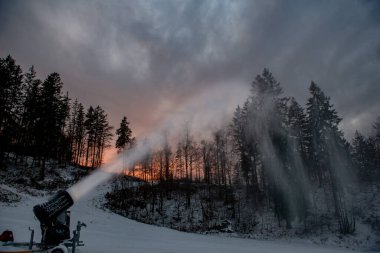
[0, 182, 371, 253]
[0, 163, 379, 252]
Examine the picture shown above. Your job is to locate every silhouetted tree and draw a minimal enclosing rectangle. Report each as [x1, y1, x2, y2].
[115, 116, 133, 153]
[21, 66, 42, 158]
[306, 82, 342, 186]
[67, 99, 86, 165]
[0, 55, 23, 166]
[85, 106, 113, 168]
[34, 72, 69, 177]
[306, 82, 355, 234]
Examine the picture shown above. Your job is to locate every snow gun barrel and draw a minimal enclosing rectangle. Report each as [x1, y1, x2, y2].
[33, 190, 74, 224]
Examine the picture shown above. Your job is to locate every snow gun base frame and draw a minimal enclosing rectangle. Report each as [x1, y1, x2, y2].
[0, 221, 86, 253]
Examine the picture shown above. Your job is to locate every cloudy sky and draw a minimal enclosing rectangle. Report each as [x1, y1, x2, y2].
[1, 0, 379, 141]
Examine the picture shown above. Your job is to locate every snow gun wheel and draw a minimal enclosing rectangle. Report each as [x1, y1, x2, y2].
[50, 245, 68, 253]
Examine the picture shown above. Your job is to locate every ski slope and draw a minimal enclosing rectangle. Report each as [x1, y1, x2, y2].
[0, 184, 367, 253]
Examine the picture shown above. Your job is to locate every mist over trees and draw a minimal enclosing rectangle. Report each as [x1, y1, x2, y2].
[0, 55, 113, 177]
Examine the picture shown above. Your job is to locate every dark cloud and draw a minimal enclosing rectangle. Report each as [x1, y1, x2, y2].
[0, 0, 379, 139]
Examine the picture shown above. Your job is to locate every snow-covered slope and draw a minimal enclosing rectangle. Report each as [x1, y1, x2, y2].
[0, 184, 369, 253]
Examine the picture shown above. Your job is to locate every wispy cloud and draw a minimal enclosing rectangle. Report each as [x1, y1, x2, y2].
[0, 0, 379, 139]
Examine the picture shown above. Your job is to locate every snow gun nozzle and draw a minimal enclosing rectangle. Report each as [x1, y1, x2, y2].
[33, 190, 74, 224]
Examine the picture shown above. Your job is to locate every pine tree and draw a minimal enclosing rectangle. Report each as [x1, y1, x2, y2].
[283, 97, 310, 225]
[250, 68, 282, 99]
[373, 116, 380, 173]
[67, 99, 87, 165]
[250, 69, 293, 225]
[305, 81, 355, 234]
[0, 55, 23, 166]
[73, 102, 86, 165]
[231, 104, 251, 187]
[21, 66, 42, 157]
[57, 92, 70, 163]
[352, 131, 369, 180]
[305, 82, 343, 186]
[35, 72, 68, 177]
[85, 106, 95, 167]
[115, 116, 133, 153]
[94, 106, 111, 167]
[366, 137, 378, 180]
[287, 98, 308, 160]
[85, 106, 113, 168]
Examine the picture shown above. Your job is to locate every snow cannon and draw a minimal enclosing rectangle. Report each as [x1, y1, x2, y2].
[33, 190, 74, 245]
[2, 191, 86, 252]
[33, 190, 74, 224]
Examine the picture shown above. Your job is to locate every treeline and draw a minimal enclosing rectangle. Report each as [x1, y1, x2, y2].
[109, 69, 380, 235]
[352, 126, 380, 182]
[0, 55, 113, 178]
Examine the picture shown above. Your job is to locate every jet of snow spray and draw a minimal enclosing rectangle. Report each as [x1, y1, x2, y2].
[32, 133, 166, 230]
[67, 131, 165, 201]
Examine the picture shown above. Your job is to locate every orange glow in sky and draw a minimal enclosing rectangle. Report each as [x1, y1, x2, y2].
[102, 147, 118, 165]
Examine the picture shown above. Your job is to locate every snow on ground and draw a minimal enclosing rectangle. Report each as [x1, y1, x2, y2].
[0, 183, 371, 253]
